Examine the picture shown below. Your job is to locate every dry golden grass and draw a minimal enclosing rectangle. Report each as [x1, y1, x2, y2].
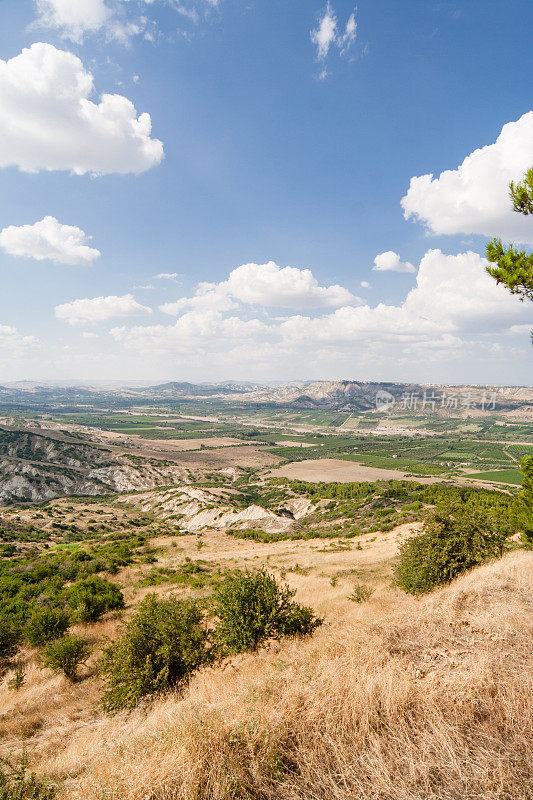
[34, 549, 532, 800]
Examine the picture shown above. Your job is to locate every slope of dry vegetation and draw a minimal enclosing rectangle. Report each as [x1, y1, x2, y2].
[38, 549, 533, 800]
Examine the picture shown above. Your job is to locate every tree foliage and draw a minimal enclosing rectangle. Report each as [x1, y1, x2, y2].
[100, 595, 209, 713]
[514, 455, 533, 543]
[214, 569, 322, 654]
[486, 167, 533, 304]
[509, 166, 533, 215]
[40, 635, 91, 681]
[25, 607, 70, 647]
[0, 619, 22, 671]
[395, 503, 513, 594]
[64, 576, 124, 623]
[486, 239, 533, 301]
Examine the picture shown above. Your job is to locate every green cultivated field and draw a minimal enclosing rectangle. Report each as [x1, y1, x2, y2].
[467, 469, 523, 485]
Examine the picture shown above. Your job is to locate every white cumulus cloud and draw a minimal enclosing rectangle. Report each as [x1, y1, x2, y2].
[0, 216, 100, 265]
[109, 250, 530, 380]
[55, 294, 152, 325]
[105, 250, 531, 381]
[285, 249, 528, 345]
[223, 261, 358, 308]
[34, 0, 113, 42]
[161, 261, 360, 315]
[373, 251, 416, 273]
[401, 111, 533, 243]
[0, 43, 163, 176]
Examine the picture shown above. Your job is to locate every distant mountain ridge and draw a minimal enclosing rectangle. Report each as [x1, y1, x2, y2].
[0, 380, 531, 414]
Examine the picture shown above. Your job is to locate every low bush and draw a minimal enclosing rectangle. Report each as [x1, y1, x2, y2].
[395, 503, 512, 594]
[40, 635, 91, 680]
[0, 617, 22, 670]
[0, 754, 55, 800]
[214, 569, 322, 654]
[65, 576, 124, 623]
[348, 583, 374, 603]
[100, 596, 209, 713]
[513, 456, 533, 545]
[25, 607, 70, 647]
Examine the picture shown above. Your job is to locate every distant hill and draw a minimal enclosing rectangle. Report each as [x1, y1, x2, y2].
[144, 381, 257, 396]
[0, 379, 531, 416]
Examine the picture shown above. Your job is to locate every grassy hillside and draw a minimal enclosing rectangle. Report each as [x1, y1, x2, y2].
[34, 550, 532, 800]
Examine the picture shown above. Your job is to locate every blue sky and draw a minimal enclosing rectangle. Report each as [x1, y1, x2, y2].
[0, 0, 532, 384]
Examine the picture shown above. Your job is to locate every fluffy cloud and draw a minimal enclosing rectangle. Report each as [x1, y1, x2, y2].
[55, 294, 152, 324]
[111, 311, 268, 355]
[310, 4, 357, 74]
[0, 43, 163, 176]
[223, 261, 358, 308]
[161, 261, 359, 315]
[110, 250, 530, 377]
[372, 251, 415, 273]
[401, 112, 533, 242]
[34, 0, 220, 42]
[34, 0, 112, 42]
[283, 250, 529, 344]
[0, 216, 100, 265]
[160, 291, 237, 316]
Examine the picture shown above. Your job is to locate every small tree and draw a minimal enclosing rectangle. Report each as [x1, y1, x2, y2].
[26, 607, 70, 647]
[395, 503, 512, 594]
[65, 576, 124, 623]
[40, 635, 91, 681]
[214, 569, 322, 654]
[100, 596, 209, 713]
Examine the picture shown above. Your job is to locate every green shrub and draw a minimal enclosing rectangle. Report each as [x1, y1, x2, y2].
[395, 503, 512, 595]
[348, 583, 374, 603]
[100, 595, 209, 712]
[26, 608, 70, 647]
[40, 635, 91, 680]
[0, 754, 55, 800]
[0, 617, 22, 669]
[65, 576, 124, 623]
[214, 569, 322, 654]
[513, 456, 533, 544]
[8, 663, 25, 691]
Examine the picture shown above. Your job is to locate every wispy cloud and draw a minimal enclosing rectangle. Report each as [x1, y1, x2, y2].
[155, 271, 182, 281]
[311, 4, 357, 77]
